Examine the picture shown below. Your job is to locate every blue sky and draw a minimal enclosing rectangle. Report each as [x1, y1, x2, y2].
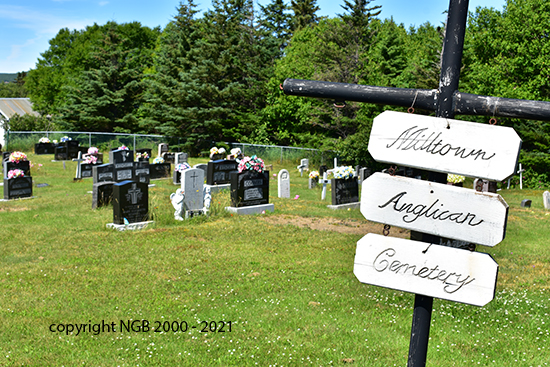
[1, 0, 505, 74]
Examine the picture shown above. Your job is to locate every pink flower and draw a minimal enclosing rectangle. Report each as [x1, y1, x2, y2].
[294, 195, 300, 200]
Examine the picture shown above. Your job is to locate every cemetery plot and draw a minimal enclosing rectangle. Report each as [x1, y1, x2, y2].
[354, 233, 498, 306]
[360, 172, 509, 247]
[368, 111, 522, 181]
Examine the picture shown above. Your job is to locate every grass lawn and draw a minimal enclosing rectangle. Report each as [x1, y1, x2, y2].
[0, 153, 549, 366]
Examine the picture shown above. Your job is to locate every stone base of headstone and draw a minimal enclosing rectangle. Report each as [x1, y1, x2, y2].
[225, 203, 274, 215]
[0, 196, 35, 202]
[327, 202, 360, 210]
[106, 221, 154, 231]
[204, 183, 231, 194]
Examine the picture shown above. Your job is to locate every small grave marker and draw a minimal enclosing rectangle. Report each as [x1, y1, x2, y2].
[297, 158, 308, 177]
[181, 168, 205, 218]
[277, 169, 290, 198]
[544, 191, 550, 210]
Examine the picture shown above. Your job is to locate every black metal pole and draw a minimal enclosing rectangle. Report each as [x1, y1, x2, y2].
[407, 1, 469, 367]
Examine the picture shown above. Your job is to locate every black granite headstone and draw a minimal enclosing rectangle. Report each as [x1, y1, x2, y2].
[149, 163, 171, 179]
[230, 170, 269, 207]
[92, 182, 114, 209]
[35, 143, 55, 155]
[54, 146, 67, 161]
[113, 180, 149, 224]
[134, 161, 150, 184]
[3, 177, 33, 200]
[207, 160, 238, 185]
[3, 160, 31, 179]
[162, 152, 175, 163]
[80, 163, 94, 178]
[93, 164, 115, 184]
[319, 165, 328, 177]
[331, 178, 359, 205]
[110, 149, 135, 182]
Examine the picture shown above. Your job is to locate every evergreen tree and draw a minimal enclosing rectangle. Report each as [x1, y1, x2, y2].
[290, 0, 320, 31]
[57, 23, 155, 132]
[340, 0, 381, 29]
[258, 0, 292, 59]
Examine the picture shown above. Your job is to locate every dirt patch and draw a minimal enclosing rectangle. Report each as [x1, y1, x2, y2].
[0, 207, 29, 212]
[260, 214, 410, 238]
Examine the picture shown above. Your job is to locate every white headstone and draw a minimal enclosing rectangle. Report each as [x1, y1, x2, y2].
[181, 168, 205, 212]
[320, 172, 330, 200]
[278, 169, 290, 198]
[158, 143, 169, 158]
[297, 158, 309, 176]
[544, 191, 550, 210]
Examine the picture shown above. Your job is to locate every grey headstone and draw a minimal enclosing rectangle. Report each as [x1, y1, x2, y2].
[544, 191, 550, 210]
[175, 152, 189, 165]
[181, 168, 205, 211]
[194, 163, 208, 176]
[521, 199, 532, 208]
[277, 169, 290, 198]
[308, 177, 318, 189]
[92, 182, 114, 209]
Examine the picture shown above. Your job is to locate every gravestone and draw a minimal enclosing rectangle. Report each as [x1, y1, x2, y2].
[521, 199, 532, 208]
[308, 176, 318, 189]
[158, 143, 169, 158]
[544, 191, 550, 210]
[35, 142, 55, 155]
[110, 149, 135, 182]
[474, 178, 498, 193]
[328, 177, 360, 210]
[149, 163, 171, 179]
[277, 169, 290, 198]
[319, 164, 328, 177]
[3, 176, 32, 200]
[226, 170, 274, 215]
[297, 158, 309, 176]
[54, 145, 67, 161]
[80, 163, 94, 178]
[112, 180, 149, 224]
[92, 182, 113, 209]
[180, 168, 205, 218]
[93, 164, 114, 184]
[162, 152, 175, 163]
[230, 170, 270, 207]
[206, 160, 238, 185]
[175, 152, 189, 165]
[358, 167, 371, 184]
[134, 161, 150, 184]
[2, 152, 11, 161]
[3, 160, 31, 178]
[194, 163, 208, 175]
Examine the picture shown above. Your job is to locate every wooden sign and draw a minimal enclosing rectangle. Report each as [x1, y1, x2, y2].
[361, 173, 508, 247]
[368, 111, 522, 181]
[354, 234, 499, 306]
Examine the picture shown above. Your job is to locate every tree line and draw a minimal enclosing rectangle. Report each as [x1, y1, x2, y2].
[4, 0, 550, 180]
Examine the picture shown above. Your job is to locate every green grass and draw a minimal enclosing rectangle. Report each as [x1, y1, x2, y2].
[0, 153, 549, 366]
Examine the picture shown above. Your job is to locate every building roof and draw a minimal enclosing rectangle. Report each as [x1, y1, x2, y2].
[0, 98, 40, 120]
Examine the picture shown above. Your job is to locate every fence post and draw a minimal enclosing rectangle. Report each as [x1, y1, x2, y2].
[89, 133, 92, 148]
[281, 147, 283, 164]
[134, 135, 136, 151]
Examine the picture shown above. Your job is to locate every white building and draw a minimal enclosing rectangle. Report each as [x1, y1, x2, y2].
[0, 98, 40, 149]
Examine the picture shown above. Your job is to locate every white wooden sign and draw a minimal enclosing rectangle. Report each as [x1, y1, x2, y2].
[354, 233, 499, 306]
[368, 111, 522, 181]
[361, 173, 508, 247]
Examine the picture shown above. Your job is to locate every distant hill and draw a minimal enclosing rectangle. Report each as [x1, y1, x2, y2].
[0, 74, 17, 83]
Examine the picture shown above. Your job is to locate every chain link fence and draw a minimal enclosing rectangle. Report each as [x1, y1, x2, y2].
[5, 131, 337, 166]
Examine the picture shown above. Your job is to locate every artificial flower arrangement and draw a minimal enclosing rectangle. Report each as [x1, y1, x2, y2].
[88, 147, 99, 155]
[83, 154, 98, 164]
[52, 140, 58, 144]
[230, 148, 242, 157]
[118, 145, 129, 151]
[209, 147, 226, 159]
[38, 137, 50, 143]
[447, 174, 466, 184]
[309, 171, 320, 179]
[7, 169, 25, 179]
[175, 163, 191, 172]
[238, 155, 265, 173]
[60, 136, 71, 142]
[9, 151, 28, 163]
[332, 166, 356, 180]
[153, 156, 165, 164]
[136, 151, 149, 160]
